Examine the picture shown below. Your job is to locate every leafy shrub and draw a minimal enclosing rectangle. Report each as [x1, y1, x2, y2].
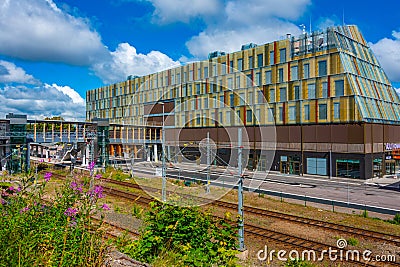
[347, 237, 359, 246]
[285, 259, 315, 267]
[120, 202, 238, 267]
[393, 214, 400, 225]
[0, 172, 108, 266]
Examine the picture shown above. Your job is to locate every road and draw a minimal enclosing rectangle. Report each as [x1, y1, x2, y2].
[127, 162, 400, 211]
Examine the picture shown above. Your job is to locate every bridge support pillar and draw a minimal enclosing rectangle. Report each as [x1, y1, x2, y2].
[147, 145, 151, 162]
[154, 144, 158, 162]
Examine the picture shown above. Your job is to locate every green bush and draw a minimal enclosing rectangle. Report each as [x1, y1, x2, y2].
[0, 172, 108, 266]
[347, 237, 359, 246]
[285, 259, 315, 267]
[119, 202, 238, 266]
[393, 214, 400, 225]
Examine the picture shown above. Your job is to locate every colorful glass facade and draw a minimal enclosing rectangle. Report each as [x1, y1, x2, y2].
[86, 25, 400, 127]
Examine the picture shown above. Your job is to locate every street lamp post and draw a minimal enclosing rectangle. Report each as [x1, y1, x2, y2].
[237, 128, 245, 251]
[161, 103, 166, 202]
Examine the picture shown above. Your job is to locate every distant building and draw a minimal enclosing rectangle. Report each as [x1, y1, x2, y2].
[86, 25, 400, 179]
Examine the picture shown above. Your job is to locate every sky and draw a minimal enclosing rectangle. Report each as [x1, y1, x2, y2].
[0, 0, 399, 120]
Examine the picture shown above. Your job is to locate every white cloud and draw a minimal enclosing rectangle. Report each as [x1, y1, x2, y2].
[92, 43, 180, 84]
[187, 20, 302, 58]
[185, 0, 310, 58]
[45, 83, 85, 104]
[145, 0, 221, 23]
[396, 87, 400, 96]
[369, 31, 400, 82]
[225, 0, 310, 24]
[0, 60, 39, 84]
[0, 84, 85, 121]
[0, 0, 109, 65]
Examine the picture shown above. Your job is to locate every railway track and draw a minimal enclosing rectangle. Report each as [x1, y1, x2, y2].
[99, 177, 400, 248]
[101, 185, 400, 266]
[50, 173, 400, 265]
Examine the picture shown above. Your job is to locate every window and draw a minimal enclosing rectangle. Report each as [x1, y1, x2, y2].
[196, 115, 201, 125]
[278, 68, 284, 83]
[269, 51, 274, 65]
[319, 104, 327, 120]
[257, 54, 263, 68]
[318, 60, 327, 76]
[303, 63, 310, 79]
[219, 112, 223, 123]
[304, 104, 310, 120]
[266, 71, 272, 84]
[280, 48, 286, 63]
[236, 110, 241, 124]
[280, 87, 287, 102]
[226, 111, 231, 124]
[257, 90, 264, 103]
[249, 56, 253, 69]
[204, 67, 209, 78]
[308, 83, 316, 99]
[291, 66, 298, 81]
[279, 107, 284, 121]
[219, 95, 224, 107]
[334, 102, 340, 119]
[230, 94, 234, 106]
[197, 68, 201, 79]
[246, 74, 253, 87]
[269, 88, 275, 102]
[322, 82, 328, 98]
[221, 63, 226, 75]
[229, 60, 233, 71]
[255, 72, 261, 86]
[335, 80, 344, 96]
[189, 70, 194, 81]
[294, 86, 300, 100]
[268, 108, 275, 122]
[237, 58, 243, 71]
[239, 93, 245, 105]
[228, 78, 233, 89]
[204, 97, 208, 108]
[289, 106, 296, 121]
[246, 110, 253, 123]
[236, 76, 240, 88]
[196, 84, 201, 95]
[248, 91, 253, 104]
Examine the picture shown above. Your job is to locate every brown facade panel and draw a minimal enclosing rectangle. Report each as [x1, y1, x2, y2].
[315, 125, 331, 143]
[372, 124, 383, 142]
[276, 126, 290, 142]
[303, 125, 316, 143]
[331, 124, 348, 143]
[289, 126, 301, 143]
[346, 124, 364, 144]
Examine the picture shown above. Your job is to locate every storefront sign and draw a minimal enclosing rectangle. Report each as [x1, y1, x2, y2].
[280, 156, 288, 162]
[385, 143, 400, 151]
[386, 155, 392, 160]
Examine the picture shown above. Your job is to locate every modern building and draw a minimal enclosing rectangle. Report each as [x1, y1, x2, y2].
[86, 25, 400, 179]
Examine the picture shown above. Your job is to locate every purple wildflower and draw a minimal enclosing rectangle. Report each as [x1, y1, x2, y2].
[88, 161, 96, 171]
[64, 207, 78, 217]
[44, 172, 52, 182]
[16, 187, 21, 192]
[101, 203, 110, 211]
[8, 186, 14, 192]
[95, 174, 102, 179]
[1, 199, 6, 205]
[70, 181, 83, 193]
[69, 217, 77, 227]
[93, 185, 104, 198]
[20, 206, 29, 214]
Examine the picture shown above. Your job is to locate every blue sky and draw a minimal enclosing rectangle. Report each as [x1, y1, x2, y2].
[0, 0, 399, 120]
